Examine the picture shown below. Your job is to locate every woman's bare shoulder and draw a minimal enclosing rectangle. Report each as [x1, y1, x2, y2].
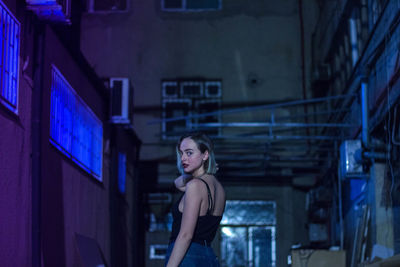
[185, 178, 207, 190]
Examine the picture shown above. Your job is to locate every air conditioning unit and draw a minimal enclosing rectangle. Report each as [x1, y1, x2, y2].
[26, 0, 71, 23]
[110, 77, 132, 124]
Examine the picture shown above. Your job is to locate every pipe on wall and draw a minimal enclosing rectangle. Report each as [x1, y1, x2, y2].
[361, 81, 369, 148]
[298, 0, 310, 141]
[32, 21, 45, 267]
[348, 18, 359, 66]
[338, 161, 344, 249]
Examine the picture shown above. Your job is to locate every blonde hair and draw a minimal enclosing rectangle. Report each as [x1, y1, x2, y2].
[176, 132, 218, 175]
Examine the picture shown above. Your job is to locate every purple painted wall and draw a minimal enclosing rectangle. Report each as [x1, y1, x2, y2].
[0, 2, 33, 266]
[0, 2, 141, 266]
[0, 48, 33, 266]
[40, 25, 110, 266]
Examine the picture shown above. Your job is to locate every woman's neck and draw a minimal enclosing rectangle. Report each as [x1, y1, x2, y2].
[192, 169, 206, 179]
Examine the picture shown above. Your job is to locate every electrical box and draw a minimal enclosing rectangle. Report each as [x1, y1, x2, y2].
[340, 140, 363, 178]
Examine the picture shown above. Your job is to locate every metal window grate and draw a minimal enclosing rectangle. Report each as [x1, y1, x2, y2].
[50, 66, 103, 181]
[162, 81, 179, 98]
[220, 226, 276, 267]
[220, 200, 277, 267]
[195, 99, 221, 136]
[180, 81, 203, 97]
[0, 1, 20, 113]
[162, 98, 191, 139]
[161, 79, 222, 139]
[221, 200, 276, 226]
[204, 81, 221, 98]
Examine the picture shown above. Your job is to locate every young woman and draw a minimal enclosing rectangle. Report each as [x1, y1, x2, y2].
[165, 132, 226, 267]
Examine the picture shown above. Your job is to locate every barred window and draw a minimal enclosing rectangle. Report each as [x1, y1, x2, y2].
[0, 1, 20, 113]
[50, 66, 103, 181]
[220, 201, 276, 267]
[161, 79, 222, 139]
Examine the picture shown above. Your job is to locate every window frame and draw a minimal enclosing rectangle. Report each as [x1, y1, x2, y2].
[162, 98, 192, 140]
[220, 200, 277, 267]
[0, 1, 20, 114]
[161, 79, 222, 140]
[49, 65, 103, 181]
[220, 225, 276, 267]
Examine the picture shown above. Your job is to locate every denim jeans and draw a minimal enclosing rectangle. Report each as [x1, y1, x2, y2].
[165, 241, 220, 267]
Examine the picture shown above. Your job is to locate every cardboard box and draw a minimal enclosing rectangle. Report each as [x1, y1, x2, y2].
[363, 254, 400, 267]
[291, 249, 346, 267]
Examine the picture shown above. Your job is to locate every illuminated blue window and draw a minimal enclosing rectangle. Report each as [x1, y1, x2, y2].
[220, 201, 276, 267]
[0, 2, 20, 113]
[50, 66, 103, 181]
[118, 152, 126, 194]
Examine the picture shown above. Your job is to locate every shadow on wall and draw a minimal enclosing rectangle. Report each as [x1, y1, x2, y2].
[42, 152, 66, 266]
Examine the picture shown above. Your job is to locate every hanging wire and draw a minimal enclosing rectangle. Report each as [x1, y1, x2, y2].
[392, 105, 400, 145]
[383, 19, 395, 249]
[386, 27, 396, 209]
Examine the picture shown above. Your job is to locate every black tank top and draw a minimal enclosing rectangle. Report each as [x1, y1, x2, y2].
[169, 178, 222, 245]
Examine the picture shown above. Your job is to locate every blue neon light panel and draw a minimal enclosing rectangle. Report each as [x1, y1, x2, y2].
[50, 66, 103, 180]
[0, 2, 20, 113]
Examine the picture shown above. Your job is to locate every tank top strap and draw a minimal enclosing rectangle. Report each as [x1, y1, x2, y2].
[198, 178, 214, 215]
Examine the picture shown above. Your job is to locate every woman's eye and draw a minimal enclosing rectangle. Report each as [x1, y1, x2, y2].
[187, 152, 192, 156]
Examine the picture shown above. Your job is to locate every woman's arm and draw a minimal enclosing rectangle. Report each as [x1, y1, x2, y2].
[174, 174, 192, 192]
[166, 180, 203, 267]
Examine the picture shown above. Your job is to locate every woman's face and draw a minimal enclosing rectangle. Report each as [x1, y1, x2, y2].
[179, 137, 208, 177]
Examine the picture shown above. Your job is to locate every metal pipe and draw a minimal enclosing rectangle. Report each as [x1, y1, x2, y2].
[210, 134, 347, 141]
[298, 0, 310, 141]
[338, 161, 344, 250]
[361, 81, 369, 148]
[148, 94, 357, 124]
[216, 155, 332, 162]
[363, 151, 386, 160]
[276, 108, 351, 120]
[349, 18, 359, 66]
[192, 122, 357, 128]
[392, 105, 400, 145]
[321, 77, 360, 135]
[32, 22, 45, 267]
